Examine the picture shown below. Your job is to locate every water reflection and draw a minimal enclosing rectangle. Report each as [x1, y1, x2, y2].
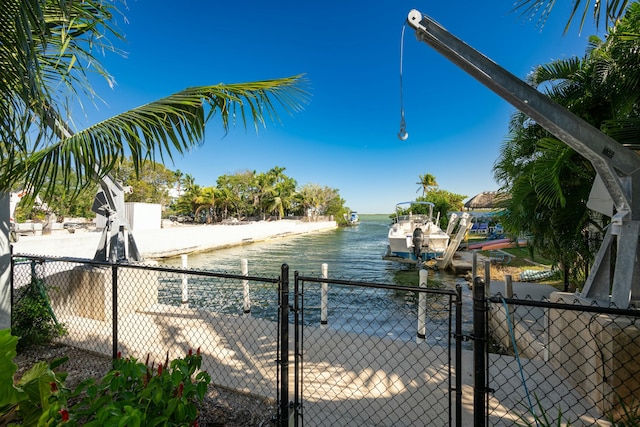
[156, 215, 474, 347]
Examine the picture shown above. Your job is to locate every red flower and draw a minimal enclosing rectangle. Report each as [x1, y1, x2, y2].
[117, 351, 122, 359]
[196, 347, 201, 356]
[188, 348, 193, 356]
[157, 363, 163, 376]
[59, 408, 69, 422]
[50, 382, 58, 392]
[174, 382, 184, 398]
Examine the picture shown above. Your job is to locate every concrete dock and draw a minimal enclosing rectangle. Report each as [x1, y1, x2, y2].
[53, 297, 605, 426]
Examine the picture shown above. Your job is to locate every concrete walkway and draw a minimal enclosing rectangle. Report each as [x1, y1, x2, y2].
[55, 298, 604, 426]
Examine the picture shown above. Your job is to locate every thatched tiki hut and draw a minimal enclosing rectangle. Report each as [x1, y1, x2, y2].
[464, 191, 508, 210]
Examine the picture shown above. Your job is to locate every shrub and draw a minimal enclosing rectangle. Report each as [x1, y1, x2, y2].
[63, 350, 211, 426]
[0, 329, 211, 426]
[12, 277, 66, 350]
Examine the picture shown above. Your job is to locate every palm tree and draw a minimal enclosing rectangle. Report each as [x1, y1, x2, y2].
[1, 0, 308, 199]
[494, 3, 640, 287]
[511, 0, 633, 32]
[194, 187, 217, 224]
[416, 174, 438, 197]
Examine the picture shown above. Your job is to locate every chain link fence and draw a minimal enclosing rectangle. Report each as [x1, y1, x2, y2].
[487, 291, 640, 426]
[13, 253, 640, 426]
[11, 255, 283, 409]
[292, 273, 462, 426]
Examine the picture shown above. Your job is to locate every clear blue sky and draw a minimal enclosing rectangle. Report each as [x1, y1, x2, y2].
[78, 1, 600, 214]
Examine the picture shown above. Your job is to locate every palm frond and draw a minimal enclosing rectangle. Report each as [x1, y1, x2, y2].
[511, 0, 632, 33]
[0, 76, 309, 197]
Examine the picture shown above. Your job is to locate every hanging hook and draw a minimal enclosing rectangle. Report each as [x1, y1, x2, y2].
[398, 23, 409, 141]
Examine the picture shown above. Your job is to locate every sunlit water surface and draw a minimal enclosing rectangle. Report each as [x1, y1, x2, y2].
[157, 215, 473, 345]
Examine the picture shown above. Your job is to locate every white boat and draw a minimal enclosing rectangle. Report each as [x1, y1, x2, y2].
[385, 201, 450, 263]
[345, 211, 359, 225]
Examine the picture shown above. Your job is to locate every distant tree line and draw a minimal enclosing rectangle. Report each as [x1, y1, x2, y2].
[14, 158, 350, 224]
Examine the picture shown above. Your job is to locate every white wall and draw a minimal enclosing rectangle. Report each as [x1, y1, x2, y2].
[125, 202, 161, 231]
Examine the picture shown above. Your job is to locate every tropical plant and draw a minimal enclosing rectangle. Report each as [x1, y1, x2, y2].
[0, 328, 69, 426]
[294, 184, 344, 219]
[493, 3, 640, 287]
[194, 186, 218, 223]
[416, 173, 438, 197]
[1, 0, 308, 202]
[12, 276, 66, 350]
[0, 329, 210, 426]
[418, 189, 467, 229]
[64, 350, 210, 426]
[113, 157, 178, 206]
[512, 0, 633, 33]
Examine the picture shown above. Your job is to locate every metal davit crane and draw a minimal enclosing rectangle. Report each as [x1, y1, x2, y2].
[45, 113, 142, 263]
[406, 9, 640, 308]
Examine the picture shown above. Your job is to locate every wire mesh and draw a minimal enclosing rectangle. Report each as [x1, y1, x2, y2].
[487, 294, 640, 426]
[11, 255, 282, 416]
[294, 275, 458, 426]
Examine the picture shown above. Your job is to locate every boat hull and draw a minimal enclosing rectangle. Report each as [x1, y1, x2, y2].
[387, 228, 450, 261]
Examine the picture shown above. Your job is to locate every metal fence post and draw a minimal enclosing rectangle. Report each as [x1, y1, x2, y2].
[293, 271, 301, 427]
[112, 263, 118, 360]
[455, 283, 463, 427]
[279, 264, 290, 427]
[473, 277, 486, 427]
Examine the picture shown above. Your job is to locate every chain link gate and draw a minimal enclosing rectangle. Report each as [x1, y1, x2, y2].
[464, 279, 640, 427]
[289, 271, 464, 426]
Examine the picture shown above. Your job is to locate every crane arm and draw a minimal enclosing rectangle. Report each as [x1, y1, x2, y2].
[406, 9, 640, 307]
[406, 10, 640, 218]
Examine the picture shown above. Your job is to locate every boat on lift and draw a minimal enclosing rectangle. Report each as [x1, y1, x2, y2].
[384, 201, 450, 264]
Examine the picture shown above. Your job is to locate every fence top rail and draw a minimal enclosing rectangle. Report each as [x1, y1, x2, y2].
[295, 272, 458, 296]
[11, 253, 281, 284]
[490, 294, 640, 318]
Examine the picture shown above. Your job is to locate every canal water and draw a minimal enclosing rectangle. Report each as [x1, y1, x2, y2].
[157, 214, 459, 282]
[157, 214, 474, 345]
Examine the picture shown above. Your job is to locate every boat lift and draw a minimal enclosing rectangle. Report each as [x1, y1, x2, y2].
[406, 9, 640, 308]
[44, 113, 142, 263]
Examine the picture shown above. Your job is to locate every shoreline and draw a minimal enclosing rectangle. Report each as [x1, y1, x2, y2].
[12, 219, 338, 260]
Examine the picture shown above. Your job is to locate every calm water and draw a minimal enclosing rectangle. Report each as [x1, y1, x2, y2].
[158, 214, 458, 283]
[157, 215, 473, 344]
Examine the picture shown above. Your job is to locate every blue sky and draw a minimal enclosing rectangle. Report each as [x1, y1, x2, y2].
[77, 1, 600, 214]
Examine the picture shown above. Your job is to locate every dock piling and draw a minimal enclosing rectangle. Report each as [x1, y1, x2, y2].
[242, 259, 250, 313]
[320, 263, 328, 325]
[181, 254, 188, 306]
[417, 268, 428, 342]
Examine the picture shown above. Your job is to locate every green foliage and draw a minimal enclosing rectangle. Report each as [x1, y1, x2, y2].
[418, 190, 467, 229]
[608, 397, 640, 426]
[0, 330, 211, 426]
[0, 329, 24, 408]
[0, 329, 68, 426]
[12, 277, 66, 350]
[65, 350, 211, 426]
[516, 395, 571, 427]
[114, 157, 178, 206]
[494, 4, 640, 286]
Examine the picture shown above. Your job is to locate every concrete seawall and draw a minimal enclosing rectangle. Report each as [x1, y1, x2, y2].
[12, 220, 337, 259]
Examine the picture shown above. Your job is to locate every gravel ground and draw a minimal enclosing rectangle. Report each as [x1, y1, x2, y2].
[13, 343, 277, 427]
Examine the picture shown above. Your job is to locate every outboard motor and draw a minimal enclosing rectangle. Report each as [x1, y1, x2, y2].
[412, 227, 424, 260]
